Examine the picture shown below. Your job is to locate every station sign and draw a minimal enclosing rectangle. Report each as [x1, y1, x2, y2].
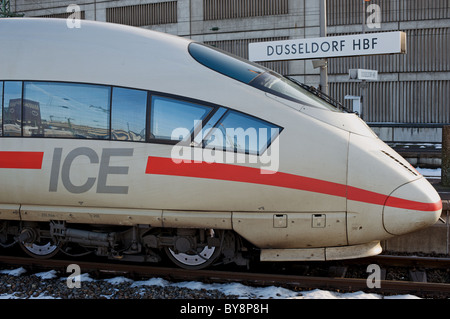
[248, 31, 406, 62]
[349, 69, 378, 81]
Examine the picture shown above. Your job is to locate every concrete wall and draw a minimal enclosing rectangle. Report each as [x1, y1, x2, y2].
[371, 126, 443, 144]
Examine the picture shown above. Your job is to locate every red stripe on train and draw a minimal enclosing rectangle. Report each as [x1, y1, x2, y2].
[0, 151, 44, 169]
[146, 156, 442, 212]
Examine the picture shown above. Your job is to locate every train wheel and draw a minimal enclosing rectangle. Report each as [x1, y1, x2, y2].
[19, 227, 61, 259]
[164, 229, 221, 270]
[20, 241, 61, 259]
[165, 245, 220, 270]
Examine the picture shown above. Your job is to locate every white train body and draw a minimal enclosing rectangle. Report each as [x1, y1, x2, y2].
[0, 18, 441, 267]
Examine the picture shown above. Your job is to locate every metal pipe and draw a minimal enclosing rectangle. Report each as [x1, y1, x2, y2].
[319, 0, 328, 95]
[442, 126, 450, 186]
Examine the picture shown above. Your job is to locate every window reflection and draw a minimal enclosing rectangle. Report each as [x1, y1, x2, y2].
[189, 43, 265, 84]
[193, 107, 227, 146]
[111, 87, 147, 141]
[151, 96, 212, 141]
[0, 80, 282, 154]
[189, 43, 341, 112]
[204, 110, 281, 155]
[23, 82, 111, 139]
[3, 81, 23, 137]
[251, 72, 340, 111]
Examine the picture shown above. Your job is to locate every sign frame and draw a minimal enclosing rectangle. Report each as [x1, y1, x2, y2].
[248, 31, 406, 62]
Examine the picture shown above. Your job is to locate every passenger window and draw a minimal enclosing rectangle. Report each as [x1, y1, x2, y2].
[150, 96, 212, 141]
[0, 82, 3, 136]
[3, 81, 23, 137]
[23, 82, 111, 139]
[204, 110, 281, 155]
[111, 87, 147, 141]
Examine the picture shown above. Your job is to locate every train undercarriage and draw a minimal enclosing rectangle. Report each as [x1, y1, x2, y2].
[0, 221, 250, 269]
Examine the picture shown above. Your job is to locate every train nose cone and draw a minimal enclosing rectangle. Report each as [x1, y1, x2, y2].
[383, 178, 442, 236]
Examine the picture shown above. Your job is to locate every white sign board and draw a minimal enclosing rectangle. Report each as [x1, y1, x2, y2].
[349, 69, 378, 81]
[248, 31, 406, 62]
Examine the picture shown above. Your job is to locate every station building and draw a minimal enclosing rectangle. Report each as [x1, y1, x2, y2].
[8, 0, 450, 145]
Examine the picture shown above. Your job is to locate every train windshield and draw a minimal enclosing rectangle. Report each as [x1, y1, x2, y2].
[188, 42, 342, 112]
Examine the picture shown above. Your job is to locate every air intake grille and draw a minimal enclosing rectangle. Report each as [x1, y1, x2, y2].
[381, 150, 419, 176]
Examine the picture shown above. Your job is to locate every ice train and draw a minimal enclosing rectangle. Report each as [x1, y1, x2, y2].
[0, 18, 441, 269]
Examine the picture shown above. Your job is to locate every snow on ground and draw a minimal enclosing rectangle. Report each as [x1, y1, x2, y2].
[0, 267, 420, 299]
[146, 278, 420, 299]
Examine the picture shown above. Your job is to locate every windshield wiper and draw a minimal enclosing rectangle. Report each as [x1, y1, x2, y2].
[286, 76, 351, 113]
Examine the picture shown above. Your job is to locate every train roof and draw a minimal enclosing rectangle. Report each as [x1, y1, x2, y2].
[1, 18, 278, 110]
[0, 18, 204, 92]
[1, 18, 365, 133]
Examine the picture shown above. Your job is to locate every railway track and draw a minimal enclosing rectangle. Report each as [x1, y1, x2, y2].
[0, 254, 449, 299]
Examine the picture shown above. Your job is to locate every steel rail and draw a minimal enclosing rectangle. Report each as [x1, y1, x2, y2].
[356, 254, 450, 269]
[0, 255, 449, 298]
